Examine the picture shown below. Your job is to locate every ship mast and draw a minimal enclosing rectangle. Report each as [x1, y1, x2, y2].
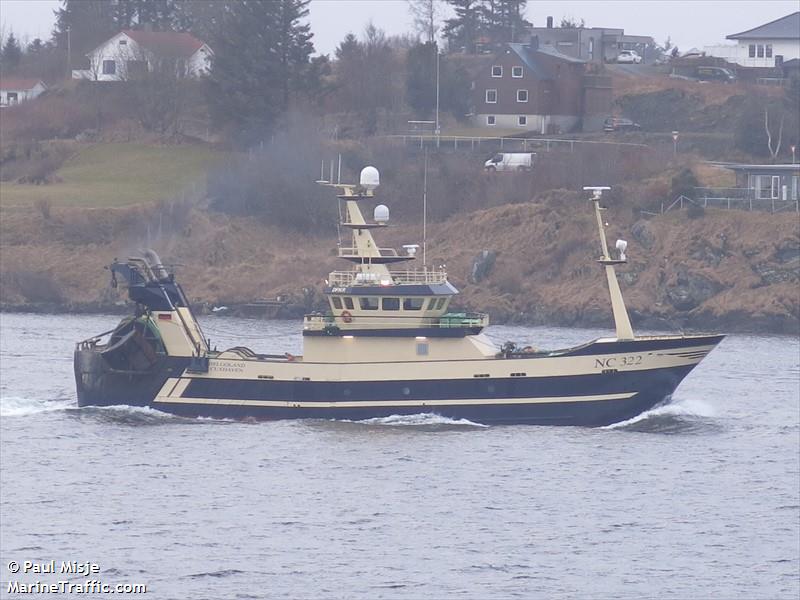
[584, 187, 634, 341]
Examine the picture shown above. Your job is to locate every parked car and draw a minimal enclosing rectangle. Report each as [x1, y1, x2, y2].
[696, 66, 737, 83]
[603, 117, 641, 133]
[484, 152, 536, 173]
[616, 50, 642, 64]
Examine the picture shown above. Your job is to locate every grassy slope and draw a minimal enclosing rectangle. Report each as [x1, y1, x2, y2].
[0, 143, 223, 208]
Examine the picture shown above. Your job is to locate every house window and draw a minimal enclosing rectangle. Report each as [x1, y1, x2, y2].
[517, 89, 528, 102]
[512, 66, 523, 78]
[485, 89, 497, 103]
[589, 38, 595, 59]
[792, 176, 799, 200]
[416, 342, 429, 356]
[765, 44, 772, 58]
[491, 65, 503, 77]
[756, 175, 775, 199]
[102, 60, 116, 75]
[757, 45, 764, 58]
[749, 44, 756, 58]
[7, 92, 18, 105]
[487, 115, 496, 126]
[518, 116, 527, 127]
[119, 39, 127, 45]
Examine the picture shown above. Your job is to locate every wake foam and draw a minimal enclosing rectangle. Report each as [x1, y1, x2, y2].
[347, 413, 489, 428]
[603, 397, 718, 433]
[0, 396, 73, 417]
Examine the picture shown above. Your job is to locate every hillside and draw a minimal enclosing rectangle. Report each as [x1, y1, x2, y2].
[1, 186, 797, 334]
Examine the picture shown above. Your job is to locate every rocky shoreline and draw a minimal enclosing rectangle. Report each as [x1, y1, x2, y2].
[3, 299, 796, 336]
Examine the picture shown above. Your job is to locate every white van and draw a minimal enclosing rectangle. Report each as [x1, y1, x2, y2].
[484, 152, 536, 173]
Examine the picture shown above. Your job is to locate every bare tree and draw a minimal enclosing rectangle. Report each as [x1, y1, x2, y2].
[765, 107, 785, 159]
[407, 0, 443, 44]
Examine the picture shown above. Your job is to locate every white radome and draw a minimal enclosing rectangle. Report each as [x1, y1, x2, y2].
[360, 166, 380, 190]
[374, 204, 390, 223]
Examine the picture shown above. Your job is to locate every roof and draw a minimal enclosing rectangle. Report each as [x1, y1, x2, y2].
[507, 43, 585, 79]
[90, 30, 208, 58]
[0, 78, 45, 91]
[507, 43, 550, 79]
[727, 12, 800, 40]
[712, 162, 800, 172]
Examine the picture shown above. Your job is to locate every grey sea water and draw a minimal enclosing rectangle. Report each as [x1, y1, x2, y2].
[0, 312, 798, 599]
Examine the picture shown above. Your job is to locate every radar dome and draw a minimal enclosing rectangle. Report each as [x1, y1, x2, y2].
[360, 166, 380, 190]
[374, 204, 389, 223]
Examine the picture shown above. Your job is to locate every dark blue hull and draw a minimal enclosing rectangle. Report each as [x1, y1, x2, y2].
[75, 345, 699, 426]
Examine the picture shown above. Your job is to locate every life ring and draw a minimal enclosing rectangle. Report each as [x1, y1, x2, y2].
[285, 352, 295, 362]
[341, 310, 353, 323]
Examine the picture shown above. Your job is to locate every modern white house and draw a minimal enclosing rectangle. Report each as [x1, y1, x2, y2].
[72, 30, 212, 81]
[0, 78, 47, 107]
[705, 12, 800, 68]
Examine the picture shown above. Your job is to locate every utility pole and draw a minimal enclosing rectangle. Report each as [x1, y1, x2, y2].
[66, 26, 71, 79]
[435, 44, 440, 136]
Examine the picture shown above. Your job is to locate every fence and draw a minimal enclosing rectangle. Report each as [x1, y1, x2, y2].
[660, 189, 799, 214]
[383, 134, 649, 153]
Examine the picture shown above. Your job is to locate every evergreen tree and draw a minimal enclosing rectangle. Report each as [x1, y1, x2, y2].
[275, 0, 314, 110]
[206, 0, 317, 145]
[443, 0, 483, 53]
[1, 32, 23, 72]
[484, 0, 530, 44]
[406, 42, 437, 117]
[52, 0, 116, 64]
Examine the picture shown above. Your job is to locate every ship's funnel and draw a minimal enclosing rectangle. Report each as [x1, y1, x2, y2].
[141, 249, 169, 281]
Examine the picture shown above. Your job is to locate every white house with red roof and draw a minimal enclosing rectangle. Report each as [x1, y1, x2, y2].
[0, 78, 47, 107]
[73, 30, 212, 81]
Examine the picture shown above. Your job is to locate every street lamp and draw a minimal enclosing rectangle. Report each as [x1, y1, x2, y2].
[791, 145, 796, 164]
[672, 131, 679, 157]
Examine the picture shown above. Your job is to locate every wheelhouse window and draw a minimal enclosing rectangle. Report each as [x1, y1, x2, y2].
[491, 65, 502, 77]
[359, 297, 379, 310]
[403, 298, 424, 310]
[437, 298, 448, 310]
[518, 116, 527, 126]
[485, 89, 497, 103]
[517, 89, 528, 102]
[426, 298, 437, 310]
[512, 66, 523, 78]
[102, 60, 116, 75]
[343, 297, 354, 310]
[382, 297, 400, 310]
[487, 115, 496, 126]
[331, 297, 343, 309]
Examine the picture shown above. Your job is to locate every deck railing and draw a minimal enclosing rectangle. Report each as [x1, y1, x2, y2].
[328, 269, 448, 287]
[338, 247, 402, 258]
[303, 312, 488, 331]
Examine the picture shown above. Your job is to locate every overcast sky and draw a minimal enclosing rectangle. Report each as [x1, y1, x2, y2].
[0, 0, 797, 55]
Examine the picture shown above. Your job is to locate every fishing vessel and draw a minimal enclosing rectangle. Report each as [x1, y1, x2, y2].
[74, 167, 723, 425]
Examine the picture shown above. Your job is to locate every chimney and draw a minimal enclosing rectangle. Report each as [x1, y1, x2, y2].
[547, 16, 553, 29]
